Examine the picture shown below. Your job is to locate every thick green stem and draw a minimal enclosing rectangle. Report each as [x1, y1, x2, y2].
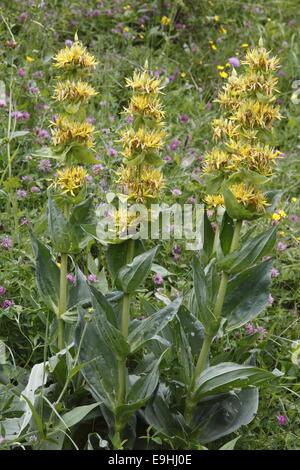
[57, 253, 68, 350]
[116, 239, 135, 417]
[184, 219, 243, 424]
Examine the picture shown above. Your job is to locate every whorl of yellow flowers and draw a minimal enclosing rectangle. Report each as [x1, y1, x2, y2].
[203, 42, 282, 214]
[117, 63, 166, 206]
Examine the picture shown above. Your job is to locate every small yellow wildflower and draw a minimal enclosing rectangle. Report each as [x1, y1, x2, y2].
[53, 166, 88, 196]
[217, 66, 225, 70]
[219, 71, 228, 79]
[57, 262, 61, 268]
[225, 63, 230, 67]
[181, 72, 186, 78]
[214, 15, 219, 21]
[26, 56, 35, 62]
[124, 27, 129, 32]
[241, 43, 249, 48]
[220, 26, 227, 34]
[208, 40, 214, 44]
[279, 231, 285, 236]
[272, 213, 281, 221]
[161, 16, 170, 25]
[123, 4, 131, 9]
[297, 237, 300, 242]
[292, 197, 298, 203]
[278, 210, 286, 218]
[211, 45, 217, 51]
[139, 34, 144, 39]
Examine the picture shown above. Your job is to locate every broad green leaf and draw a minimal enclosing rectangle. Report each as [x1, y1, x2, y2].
[219, 436, 240, 450]
[90, 285, 119, 327]
[68, 266, 91, 309]
[192, 256, 217, 332]
[69, 196, 94, 249]
[222, 259, 272, 330]
[218, 226, 277, 274]
[21, 394, 45, 437]
[193, 362, 274, 401]
[9, 130, 29, 140]
[69, 145, 99, 164]
[74, 309, 119, 407]
[128, 297, 182, 353]
[219, 211, 234, 256]
[116, 246, 158, 293]
[48, 195, 76, 253]
[194, 389, 259, 444]
[115, 352, 166, 425]
[57, 403, 101, 430]
[203, 210, 214, 257]
[31, 235, 60, 314]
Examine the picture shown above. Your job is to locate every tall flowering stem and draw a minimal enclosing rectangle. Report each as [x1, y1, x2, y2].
[114, 64, 167, 433]
[48, 38, 98, 349]
[184, 42, 282, 424]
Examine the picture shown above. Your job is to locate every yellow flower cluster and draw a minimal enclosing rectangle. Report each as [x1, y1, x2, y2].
[203, 42, 282, 214]
[54, 80, 98, 103]
[52, 166, 88, 196]
[205, 183, 269, 212]
[51, 117, 95, 148]
[117, 166, 164, 203]
[53, 41, 98, 69]
[120, 127, 166, 157]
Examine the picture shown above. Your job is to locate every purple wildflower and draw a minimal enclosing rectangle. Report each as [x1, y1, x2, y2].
[277, 242, 287, 251]
[92, 163, 103, 175]
[106, 148, 118, 157]
[180, 114, 189, 122]
[0, 286, 6, 296]
[38, 159, 51, 172]
[28, 86, 39, 94]
[228, 57, 240, 67]
[66, 274, 76, 285]
[17, 68, 26, 77]
[1, 237, 12, 250]
[169, 138, 180, 151]
[268, 294, 274, 305]
[271, 268, 280, 277]
[30, 186, 40, 193]
[0, 101, 6, 108]
[34, 71, 43, 79]
[245, 323, 255, 335]
[153, 274, 164, 285]
[17, 189, 27, 198]
[163, 155, 173, 162]
[290, 215, 298, 222]
[87, 274, 97, 283]
[276, 414, 288, 425]
[65, 39, 73, 46]
[2, 300, 14, 309]
[172, 189, 182, 196]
